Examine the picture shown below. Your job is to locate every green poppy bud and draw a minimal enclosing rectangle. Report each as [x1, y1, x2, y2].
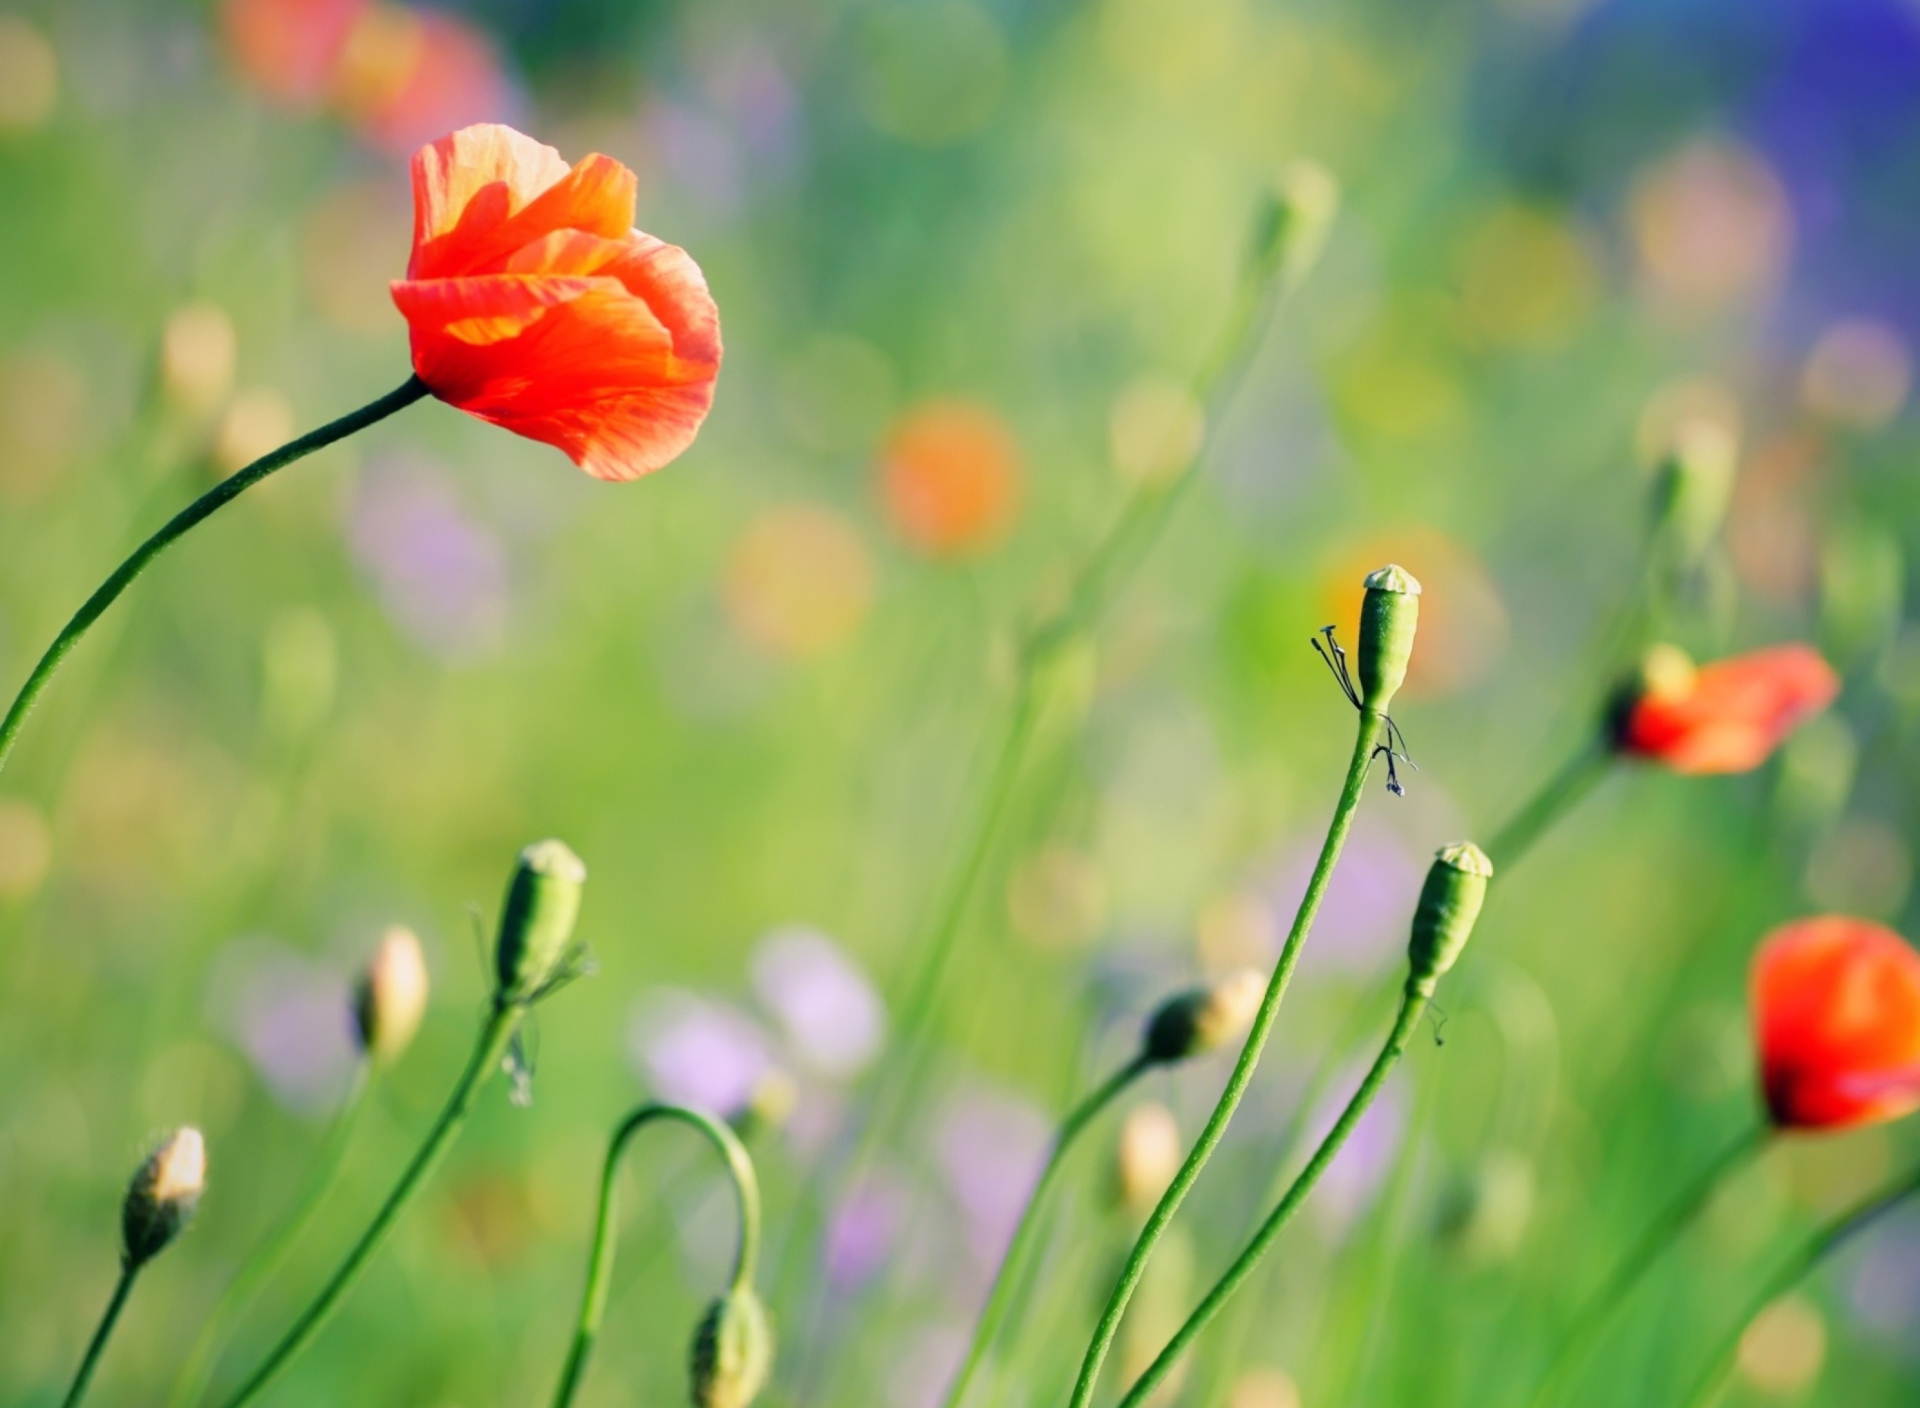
[1251, 160, 1340, 291]
[123, 1127, 205, 1270]
[1649, 419, 1736, 564]
[1142, 969, 1265, 1065]
[494, 839, 587, 1003]
[690, 1286, 775, 1408]
[1407, 842, 1492, 993]
[352, 925, 429, 1063]
[1357, 564, 1421, 711]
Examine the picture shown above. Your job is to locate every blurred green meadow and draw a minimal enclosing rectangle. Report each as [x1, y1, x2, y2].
[4, 0, 1920, 1406]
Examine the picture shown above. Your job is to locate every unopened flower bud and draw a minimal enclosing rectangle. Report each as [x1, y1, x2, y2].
[1608, 642, 1696, 746]
[1252, 160, 1340, 291]
[122, 1127, 205, 1269]
[1357, 564, 1421, 711]
[1114, 1101, 1182, 1215]
[1142, 968, 1265, 1065]
[494, 839, 587, 1003]
[690, 1286, 775, 1408]
[1650, 419, 1737, 563]
[1407, 843, 1492, 993]
[352, 926, 429, 1063]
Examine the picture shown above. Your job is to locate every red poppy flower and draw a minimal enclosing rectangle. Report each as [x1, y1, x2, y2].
[390, 124, 722, 482]
[1753, 916, 1920, 1130]
[221, 0, 368, 106]
[1616, 643, 1838, 774]
[335, 6, 517, 157]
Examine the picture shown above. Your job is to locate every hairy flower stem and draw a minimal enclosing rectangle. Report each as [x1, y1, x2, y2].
[0, 375, 428, 780]
[1116, 978, 1430, 1408]
[1680, 1161, 1920, 1408]
[1525, 1123, 1769, 1408]
[166, 1067, 372, 1408]
[1068, 709, 1384, 1408]
[550, 1103, 762, 1408]
[941, 1055, 1150, 1408]
[60, 1263, 139, 1408]
[216, 998, 520, 1408]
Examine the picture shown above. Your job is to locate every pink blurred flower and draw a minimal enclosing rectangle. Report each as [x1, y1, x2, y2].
[348, 454, 509, 660]
[1306, 1071, 1406, 1233]
[826, 1169, 914, 1291]
[220, 0, 367, 107]
[207, 939, 357, 1115]
[627, 989, 774, 1116]
[935, 1087, 1051, 1270]
[751, 926, 886, 1078]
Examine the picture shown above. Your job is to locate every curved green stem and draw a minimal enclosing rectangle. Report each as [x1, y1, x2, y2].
[1485, 739, 1612, 872]
[549, 1103, 762, 1408]
[165, 1065, 372, 1408]
[1525, 1123, 1769, 1408]
[61, 1263, 139, 1408]
[1678, 1161, 1920, 1408]
[215, 997, 521, 1408]
[941, 1055, 1150, 1408]
[1069, 709, 1384, 1408]
[1115, 977, 1429, 1408]
[0, 375, 428, 779]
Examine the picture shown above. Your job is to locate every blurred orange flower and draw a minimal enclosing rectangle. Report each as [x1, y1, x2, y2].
[1754, 917, 1920, 1131]
[221, 0, 367, 106]
[336, 5, 515, 157]
[877, 400, 1020, 558]
[1320, 529, 1507, 698]
[390, 124, 722, 481]
[1617, 644, 1838, 775]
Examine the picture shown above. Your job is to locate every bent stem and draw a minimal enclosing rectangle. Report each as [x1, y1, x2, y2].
[1525, 1122, 1769, 1408]
[941, 1054, 1150, 1408]
[1680, 1161, 1920, 1408]
[550, 1103, 762, 1408]
[60, 1263, 139, 1408]
[1116, 976, 1430, 1408]
[1068, 709, 1384, 1408]
[215, 998, 521, 1408]
[166, 1066, 373, 1408]
[0, 375, 429, 779]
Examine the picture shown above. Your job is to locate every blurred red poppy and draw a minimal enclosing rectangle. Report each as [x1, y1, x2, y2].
[220, 0, 367, 106]
[390, 124, 722, 481]
[335, 5, 516, 157]
[1754, 916, 1920, 1130]
[1616, 643, 1838, 774]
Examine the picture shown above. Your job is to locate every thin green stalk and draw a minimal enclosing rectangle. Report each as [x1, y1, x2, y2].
[1068, 709, 1384, 1408]
[1116, 977, 1428, 1408]
[0, 375, 428, 778]
[166, 1065, 372, 1408]
[61, 1263, 139, 1408]
[550, 1103, 762, 1408]
[942, 1055, 1150, 1408]
[1679, 1161, 1920, 1408]
[215, 998, 520, 1408]
[1484, 739, 1612, 872]
[1525, 1123, 1769, 1408]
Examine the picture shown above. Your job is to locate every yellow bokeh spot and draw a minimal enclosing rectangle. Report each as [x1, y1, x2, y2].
[1458, 204, 1598, 347]
[724, 504, 874, 660]
[0, 16, 58, 132]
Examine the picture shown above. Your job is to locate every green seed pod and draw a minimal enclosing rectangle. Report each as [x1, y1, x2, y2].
[1357, 564, 1421, 711]
[493, 839, 587, 1003]
[690, 1286, 774, 1408]
[1141, 969, 1264, 1065]
[1407, 843, 1492, 993]
[123, 1127, 205, 1269]
[1251, 160, 1340, 291]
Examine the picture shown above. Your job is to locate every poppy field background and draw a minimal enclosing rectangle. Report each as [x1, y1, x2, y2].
[5, 1, 1920, 1406]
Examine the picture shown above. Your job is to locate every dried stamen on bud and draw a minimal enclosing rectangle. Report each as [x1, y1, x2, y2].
[1142, 968, 1265, 1065]
[690, 1286, 775, 1408]
[494, 839, 587, 1004]
[1357, 564, 1421, 713]
[123, 1127, 205, 1269]
[1407, 843, 1493, 994]
[353, 925, 429, 1063]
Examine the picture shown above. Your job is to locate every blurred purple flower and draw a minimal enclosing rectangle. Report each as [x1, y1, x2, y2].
[935, 1086, 1052, 1270]
[697, 42, 803, 168]
[1306, 1070, 1406, 1233]
[1273, 818, 1424, 981]
[752, 926, 886, 1078]
[826, 1169, 914, 1292]
[627, 990, 773, 1115]
[205, 939, 356, 1116]
[646, 100, 745, 213]
[1847, 1206, 1920, 1359]
[348, 454, 508, 660]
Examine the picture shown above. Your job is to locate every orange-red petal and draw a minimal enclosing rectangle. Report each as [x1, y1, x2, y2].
[1622, 643, 1838, 774]
[1753, 916, 1920, 1130]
